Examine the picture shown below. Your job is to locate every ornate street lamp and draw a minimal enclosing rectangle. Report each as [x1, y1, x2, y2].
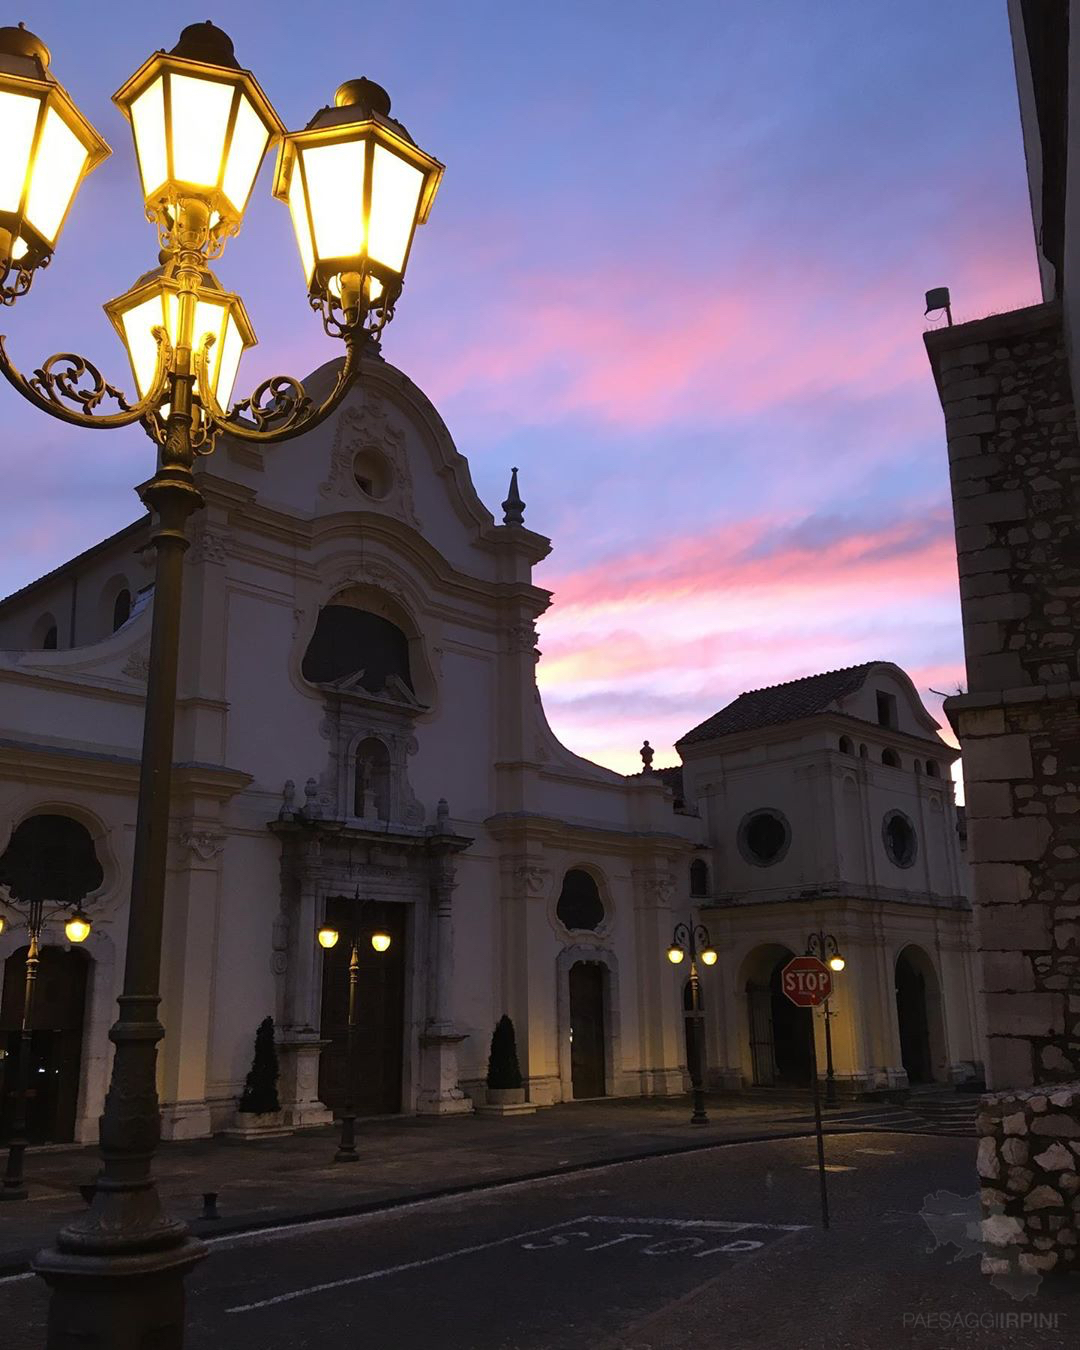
[0, 20, 441, 1347]
[666, 922, 717, 1125]
[0, 896, 92, 1202]
[806, 930, 845, 1107]
[315, 893, 392, 1162]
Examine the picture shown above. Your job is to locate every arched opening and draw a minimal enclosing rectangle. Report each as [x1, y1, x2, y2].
[838, 735, 854, 755]
[569, 961, 606, 1098]
[895, 945, 945, 1085]
[556, 869, 605, 932]
[0, 814, 103, 1145]
[0, 947, 89, 1143]
[31, 612, 58, 650]
[112, 588, 132, 632]
[302, 605, 414, 695]
[925, 759, 941, 779]
[353, 737, 391, 820]
[689, 858, 709, 898]
[741, 944, 812, 1088]
[318, 896, 406, 1115]
[882, 748, 901, 768]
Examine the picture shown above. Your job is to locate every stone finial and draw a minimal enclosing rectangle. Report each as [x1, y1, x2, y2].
[299, 777, 322, 821]
[640, 739, 655, 773]
[278, 779, 296, 822]
[502, 466, 525, 526]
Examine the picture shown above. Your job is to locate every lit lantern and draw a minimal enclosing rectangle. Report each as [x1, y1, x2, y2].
[828, 954, 846, 972]
[666, 943, 685, 965]
[273, 77, 442, 327]
[317, 925, 339, 949]
[370, 931, 391, 953]
[113, 22, 283, 245]
[64, 910, 92, 943]
[104, 259, 255, 406]
[700, 947, 718, 967]
[0, 24, 109, 273]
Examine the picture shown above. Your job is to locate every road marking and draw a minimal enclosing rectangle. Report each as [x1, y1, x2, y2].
[802, 1164, 853, 1173]
[225, 1219, 580, 1313]
[856, 1148, 897, 1156]
[225, 1214, 805, 1313]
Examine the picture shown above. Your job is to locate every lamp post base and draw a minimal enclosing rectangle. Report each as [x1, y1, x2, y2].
[34, 1237, 206, 1350]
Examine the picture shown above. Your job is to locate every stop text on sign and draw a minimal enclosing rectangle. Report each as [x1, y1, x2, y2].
[780, 956, 832, 1006]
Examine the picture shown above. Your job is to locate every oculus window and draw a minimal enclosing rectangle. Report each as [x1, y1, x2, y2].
[556, 869, 605, 932]
[738, 809, 791, 867]
[883, 810, 918, 868]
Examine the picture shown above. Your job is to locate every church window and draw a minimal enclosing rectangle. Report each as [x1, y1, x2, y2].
[838, 736, 854, 755]
[353, 448, 392, 499]
[925, 759, 941, 778]
[302, 606, 413, 694]
[112, 588, 132, 632]
[42, 624, 58, 650]
[882, 748, 901, 768]
[689, 858, 709, 897]
[556, 869, 605, 931]
[882, 810, 917, 868]
[353, 738, 391, 820]
[0, 813, 104, 903]
[738, 809, 791, 867]
[876, 691, 898, 729]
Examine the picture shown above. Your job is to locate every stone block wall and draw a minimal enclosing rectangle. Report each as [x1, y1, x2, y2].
[925, 301, 1080, 1090]
[977, 1082, 1080, 1276]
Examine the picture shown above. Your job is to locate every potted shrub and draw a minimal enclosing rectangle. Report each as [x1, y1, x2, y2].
[225, 1016, 291, 1138]
[478, 1015, 534, 1115]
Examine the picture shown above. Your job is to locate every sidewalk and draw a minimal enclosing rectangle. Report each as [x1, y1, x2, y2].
[0, 1093, 939, 1273]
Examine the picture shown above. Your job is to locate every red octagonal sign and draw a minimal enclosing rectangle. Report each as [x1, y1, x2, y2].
[781, 955, 832, 1007]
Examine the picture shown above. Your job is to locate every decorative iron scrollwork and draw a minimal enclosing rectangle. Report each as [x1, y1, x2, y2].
[0, 327, 171, 432]
[194, 330, 366, 445]
[0, 253, 48, 307]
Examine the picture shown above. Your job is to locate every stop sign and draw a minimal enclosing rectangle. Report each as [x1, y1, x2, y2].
[781, 955, 832, 1007]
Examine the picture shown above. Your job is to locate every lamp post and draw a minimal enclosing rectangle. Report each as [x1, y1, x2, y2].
[0, 901, 91, 1201]
[316, 902, 392, 1162]
[0, 20, 442, 1346]
[805, 930, 845, 1107]
[666, 922, 717, 1125]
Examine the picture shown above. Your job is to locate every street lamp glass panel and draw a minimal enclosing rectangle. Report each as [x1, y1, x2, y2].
[317, 925, 339, 949]
[828, 955, 846, 972]
[0, 90, 41, 211]
[130, 76, 167, 197]
[701, 947, 718, 966]
[170, 73, 233, 190]
[287, 167, 315, 284]
[370, 931, 391, 953]
[222, 94, 271, 214]
[368, 144, 423, 271]
[65, 912, 91, 943]
[667, 945, 685, 964]
[0, 913, 5, 936]
[302, 140, 367, 261]
[26, 107, 89, 242]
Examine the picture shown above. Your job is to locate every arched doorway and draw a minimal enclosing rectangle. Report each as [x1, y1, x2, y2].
[569, 961, 606, 1098]
[1, 947, 89, 1143]
[742, 944, 813, 1088]
[318, 897, 407, 1115]
[895, 946, 943, 1085]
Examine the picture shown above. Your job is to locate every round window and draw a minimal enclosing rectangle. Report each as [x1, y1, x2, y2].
[883, 810, 917, 868]
[556, 869, 605, 931]
[353, 447, 392, 499]
[738, 809, 791, 867]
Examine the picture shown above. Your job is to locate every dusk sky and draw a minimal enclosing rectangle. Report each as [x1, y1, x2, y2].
[2, 2, 1040, 782]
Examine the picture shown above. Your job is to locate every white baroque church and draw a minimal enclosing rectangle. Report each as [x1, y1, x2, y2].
[0, 353, 985, 1143]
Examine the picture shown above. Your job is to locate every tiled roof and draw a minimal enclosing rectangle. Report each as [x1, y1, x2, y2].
[678, 663, 878, 746]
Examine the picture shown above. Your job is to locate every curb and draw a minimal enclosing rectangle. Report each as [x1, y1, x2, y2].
[0, 1122, 970, 1279]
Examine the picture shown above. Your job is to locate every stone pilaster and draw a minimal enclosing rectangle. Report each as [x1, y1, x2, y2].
[416, 847, 471, 1115]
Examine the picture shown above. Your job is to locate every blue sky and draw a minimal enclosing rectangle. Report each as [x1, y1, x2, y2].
[2, 2, 1038, 772]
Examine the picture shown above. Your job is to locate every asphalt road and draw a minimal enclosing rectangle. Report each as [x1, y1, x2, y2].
[3, 1132, 1078, 1349]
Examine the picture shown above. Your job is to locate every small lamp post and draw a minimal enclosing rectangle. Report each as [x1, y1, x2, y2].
[0, 899, 92, 1201]
[666, 922, 717, 1125]
[805, 930, 845, 1107]
[0, 20, 442, 1346]
[316, 899, 392, 1162]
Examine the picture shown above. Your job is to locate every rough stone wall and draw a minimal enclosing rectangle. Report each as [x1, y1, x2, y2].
[926, 300, 1080, 1091]
[977, 1081, 1080, 1277]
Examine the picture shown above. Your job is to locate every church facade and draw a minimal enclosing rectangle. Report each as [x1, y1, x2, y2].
[0, 354, 984, 1143]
